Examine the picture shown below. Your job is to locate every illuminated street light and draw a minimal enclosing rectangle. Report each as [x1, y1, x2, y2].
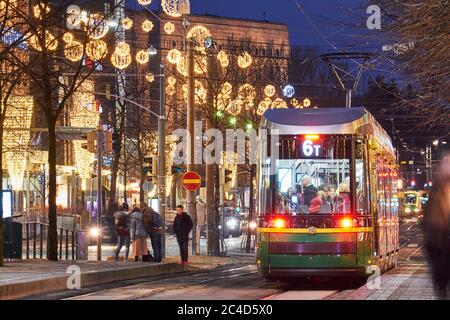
[148, 45, 157, 56]
[229, 117, 237, 125]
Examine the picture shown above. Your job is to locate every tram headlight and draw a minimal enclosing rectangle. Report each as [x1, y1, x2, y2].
[226, 219, 238, 229]
[249, 221, 257, 230]
[405, 208, 411, 214]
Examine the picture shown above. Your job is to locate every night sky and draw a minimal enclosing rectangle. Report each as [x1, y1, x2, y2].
[137, 0, 377, 50]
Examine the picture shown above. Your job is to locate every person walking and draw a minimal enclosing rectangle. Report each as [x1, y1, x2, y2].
[130, 206, 149, 262]
[142, 203, 164, 262]
[113, 203, 131, 261]
[173, 205, 193, 265]
[423, 154, 450, 299]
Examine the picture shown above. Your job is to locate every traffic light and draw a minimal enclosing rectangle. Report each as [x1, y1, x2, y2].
[112, 132, 121, 156]
[87, 131, 96, 153]
[171, 165, 185, 174]
[143, 157, 157, 180]
[224, 169, 232, 184]
[105, 131, 112, 153]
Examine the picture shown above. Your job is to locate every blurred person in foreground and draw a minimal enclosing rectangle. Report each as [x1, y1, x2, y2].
[423, 153, 450, 299]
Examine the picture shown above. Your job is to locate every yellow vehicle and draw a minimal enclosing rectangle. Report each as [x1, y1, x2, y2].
[401, 190, 429, 217]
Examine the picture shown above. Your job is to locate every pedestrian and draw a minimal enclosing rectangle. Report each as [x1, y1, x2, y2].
[423, 153, 450, 299]
[301, 176, 317, 206]
[113, 203, 131, 261]
[142, 203, 164, 262]
[130, 206, 149, 262]
[172, 204, 193, 265]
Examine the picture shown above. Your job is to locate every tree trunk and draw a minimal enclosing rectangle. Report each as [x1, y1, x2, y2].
[211, 164, 221, 255]
[246, 164, 255, 253]
[108, 151, 120, 213]
[47, 118, 58, 261]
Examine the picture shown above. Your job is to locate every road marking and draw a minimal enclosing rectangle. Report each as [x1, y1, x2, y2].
[407, 243, 419, 248]
[263, 290, 338, 300]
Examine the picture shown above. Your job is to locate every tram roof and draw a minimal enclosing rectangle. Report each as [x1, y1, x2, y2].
[263, 107, 395, 152]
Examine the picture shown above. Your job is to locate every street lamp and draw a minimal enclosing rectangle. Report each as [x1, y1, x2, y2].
[148, 45, 157, 56]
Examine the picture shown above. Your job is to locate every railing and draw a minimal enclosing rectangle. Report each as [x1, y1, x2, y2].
[21, 221, 86, 261]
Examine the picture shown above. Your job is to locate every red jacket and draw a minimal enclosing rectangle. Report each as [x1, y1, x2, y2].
[309, 196, 322, 213]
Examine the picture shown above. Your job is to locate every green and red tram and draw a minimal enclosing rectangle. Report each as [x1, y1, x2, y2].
[256, 107, 399, 281]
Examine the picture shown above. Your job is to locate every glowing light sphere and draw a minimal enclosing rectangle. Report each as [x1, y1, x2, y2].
[142, 19, 154, 32]
[64, 41, 83, 62]
[303, 98, 311, 107]
[122, 17, 133, 30]
[164, 22, 175, 34]
[183, 80, 207, 104]
[217, 50, 229, 68]
[194, 56, 207, 74]
[28, 29, 58, 52]
[161, 0, 182, 17]
[176, 56, 187, 76]
[87, 13, 109, 40]
[272, 98, 288, 109]
[227, 99, 243, 116]
[257, 98, 272, 116]
[291, 98, 299, 107]
[187, 25, 211, 51]
[86, 39, 108, 61]
[264, 84, 276, 98]
[138, 0, 153, 5]
[238, 51, 252, 69]
[217, 82, 233, 110]
[283, 85, 295, 98]
[136, 50, 149, 64]
[146, 73, 155, 82]
[63, 32, 74, 43]
[238, 84, 256, 108]
[111, 42, 132, 69]
[33, 4, 50, 19]
[166, 48, 181, 64]
[166, 85, 176, 96]
[167, 76, 177, 86]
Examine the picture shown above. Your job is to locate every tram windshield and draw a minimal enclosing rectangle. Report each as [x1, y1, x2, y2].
[404, 193, 417, 205]
[260, 135, 369, 216]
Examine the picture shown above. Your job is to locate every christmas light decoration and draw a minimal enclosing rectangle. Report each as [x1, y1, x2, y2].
[63, 32, 74, 43]
[111, 42, 131, 69]
[86, 13, 109, 40]
[142, 19, 154, 32]
[264, 84, 276, 98]
[257, 98, 272, 115]
[183, 80, 207, 104]
[176, 56, 187, 76]
[238, 51, 252, 69]
[166, 85, 176, 96]
[122, 17, 133, 30]
[194, 56, 207, 74]
[217, 82, 232, 110]
[136, 49, 149, 64]
[146, 73, 155, 82]
[138, 0, 153, 5]
[291, 98, 299, 107]
[164, 21, 175, 34]
[167, 76, 177, 86]
[272, 98, 288, 109]
[238, 84, 256, 109]
[217, 50, 229, 68]
[86, 39, 107, 61]
[64, 41, 83, 62]
[187, 25, 211, 51]
[303, 98, 311, 107]
[3, 96, 34, 190]
[33, 4, 50, 19]
[161, 0, 182, 17]
[227, 99, 243, 116]
[167, 48, 181, 64]
[28, 29, 58, 52]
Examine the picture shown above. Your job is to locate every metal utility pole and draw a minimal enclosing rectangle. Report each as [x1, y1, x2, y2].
[158, 63, 167, 259]
[186, 38, 197, 255]
[96, 125, 103, 261]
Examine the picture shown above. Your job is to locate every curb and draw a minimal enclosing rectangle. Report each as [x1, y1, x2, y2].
[0, 263, 185, 300]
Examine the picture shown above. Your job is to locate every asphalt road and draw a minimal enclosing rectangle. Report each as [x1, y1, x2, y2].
[27, 219, 426, 300]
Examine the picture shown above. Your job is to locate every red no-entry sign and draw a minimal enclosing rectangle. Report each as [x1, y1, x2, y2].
[181, 171, 202, 191]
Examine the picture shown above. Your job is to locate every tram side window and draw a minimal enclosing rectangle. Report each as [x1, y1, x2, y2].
[355, 141, 369, 215]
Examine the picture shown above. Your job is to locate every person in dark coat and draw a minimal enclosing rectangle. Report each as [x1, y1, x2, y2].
[142, 203, 163, 262]
[113, 203, 130, 261]
[423, 154, 450, 299]
[173, 205, 193, 264]
[302, 176, 317, 206]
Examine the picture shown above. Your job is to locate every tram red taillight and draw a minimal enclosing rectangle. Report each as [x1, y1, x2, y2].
[339, 217, 354, 228]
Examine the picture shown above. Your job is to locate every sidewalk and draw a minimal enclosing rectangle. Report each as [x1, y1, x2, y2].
[0, 260, 184, 300]
[325, 263, 440, 300]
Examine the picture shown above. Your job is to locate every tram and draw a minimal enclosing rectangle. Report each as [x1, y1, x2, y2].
[400, 190, 429, 218]
[256, 107, 399, 281]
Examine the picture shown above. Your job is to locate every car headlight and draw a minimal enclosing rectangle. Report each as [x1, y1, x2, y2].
[226, 219, 238, 227]
[89, 226, 101, 238]
[405, 208, 411, 213]
[414, 208, 420, 212]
